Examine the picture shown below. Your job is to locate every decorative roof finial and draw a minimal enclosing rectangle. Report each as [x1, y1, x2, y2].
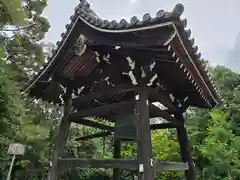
[172, 3, 184, 17]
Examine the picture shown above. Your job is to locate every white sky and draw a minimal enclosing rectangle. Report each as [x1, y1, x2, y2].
[43, 0, 240, 66]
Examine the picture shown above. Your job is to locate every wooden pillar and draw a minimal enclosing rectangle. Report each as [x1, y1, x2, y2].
[176, 114, 197, 180]
[134, 87, 154, 180]
[48, 90, 72, 180]
[113, 139, 121, 180]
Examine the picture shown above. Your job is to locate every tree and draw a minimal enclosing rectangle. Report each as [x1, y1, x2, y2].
[0, 0, 24, 26]
[211, 66, 240, 135]
[198, 110, 240, 179]
[186, 66, 240, 179]
[0, 46, 25, 179]
[2, 0, 50, 83]
[0, 0, 53, 179]
[0, 0, 26, 178]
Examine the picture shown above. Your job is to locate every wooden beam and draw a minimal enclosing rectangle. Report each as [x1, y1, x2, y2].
[72, 116, 177, 132]
[151, 123, 177, 130]
[150, 104, 183, 126]
[154, 161, 189, 171]
[69, 100, 134, 120]
[176, 114, 197, 180]
[48, 89, 72, 180]
[71, 118, 113, 131]
[75, 123, 176, 141]
[147, 87, 177, 113]
[58, 158, 138, 170]
[75, 132, 111, 141]
[135, 87, 154, 180]
[72, 83, 134, 108]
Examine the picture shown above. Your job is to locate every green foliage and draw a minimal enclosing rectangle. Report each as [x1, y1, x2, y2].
[1, 0, 50, 84]
[186, 66, 240, 179]
[152, 130, 179, 160]
[0, 0, 24, 25]
[0, 44, 25, 178]
[197, 110, 240, 179]
[152, 130, 184, 179]
[0, 0, 53, 179]
[120, 130, 184, 179]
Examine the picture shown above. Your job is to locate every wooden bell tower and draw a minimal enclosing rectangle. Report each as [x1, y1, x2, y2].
[24, 0, 221, 179]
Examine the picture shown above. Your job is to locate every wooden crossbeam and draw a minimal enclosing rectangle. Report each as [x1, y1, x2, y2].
[72, 83, 134, 108]
[150, 104, 183, 126]
[75, 131, 111, 141]
[58, 158, 188, 172]
[72, 117, 175, 133]
[58, 158, 138, 170]
[68, 100, 134, 120]
[71, 118, 113, 131]
[151, 123, 177, 130]
[147, 87, 177, 113]
[74, 123, 176, 141]
[154, 161, 189, 171]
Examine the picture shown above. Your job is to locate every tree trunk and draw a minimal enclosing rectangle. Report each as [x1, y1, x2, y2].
[228, 170, 232, 180]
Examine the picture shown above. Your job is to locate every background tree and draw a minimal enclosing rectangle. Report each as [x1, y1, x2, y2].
[0, 0, 54, 179]
[186, 66, 240, 180]
[198, 110, 240, 179]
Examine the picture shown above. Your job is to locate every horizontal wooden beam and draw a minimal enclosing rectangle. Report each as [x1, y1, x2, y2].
[150, 104, 182, 126]
[151, 123, 177, 130]
[72, 117, 176, 133]
[75, 123, 176, 141]
[58, 158, 187, 172]
[72, 83, 134, 108]
[154, 161, 189, 171]
[58, 158, 137, 170]
[147, 87, 176, 113]
[69, 100, 134, 120]
[71, 118, 113, 131]
[75, 131, 111, 141]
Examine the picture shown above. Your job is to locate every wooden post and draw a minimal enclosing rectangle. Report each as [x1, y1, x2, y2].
[48, 90, 73, 180]
[134, 87, 154, 180]
[176, 114, 197, 180]
[113, 139, 121, 180]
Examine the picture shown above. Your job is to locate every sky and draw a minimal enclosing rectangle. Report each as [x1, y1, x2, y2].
[43, 0, 240, 67]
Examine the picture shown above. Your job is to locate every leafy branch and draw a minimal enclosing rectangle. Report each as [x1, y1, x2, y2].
[0, 24, 37, 32]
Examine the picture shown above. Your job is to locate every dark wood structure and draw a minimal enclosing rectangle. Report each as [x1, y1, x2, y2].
[24, 0, 221, 179]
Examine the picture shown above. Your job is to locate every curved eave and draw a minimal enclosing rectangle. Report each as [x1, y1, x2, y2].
[24, 2, 182, 94]
[173, 24, 221, 106]
[167, 24, 221, 107]
[23, 17, 80, 94]
[24, 0, 221, 108]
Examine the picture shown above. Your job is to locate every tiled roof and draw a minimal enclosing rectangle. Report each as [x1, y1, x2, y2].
[24, 0, 222, 108]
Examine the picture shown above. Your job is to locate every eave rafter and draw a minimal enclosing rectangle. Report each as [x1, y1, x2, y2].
[72, 83, 134, 109]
